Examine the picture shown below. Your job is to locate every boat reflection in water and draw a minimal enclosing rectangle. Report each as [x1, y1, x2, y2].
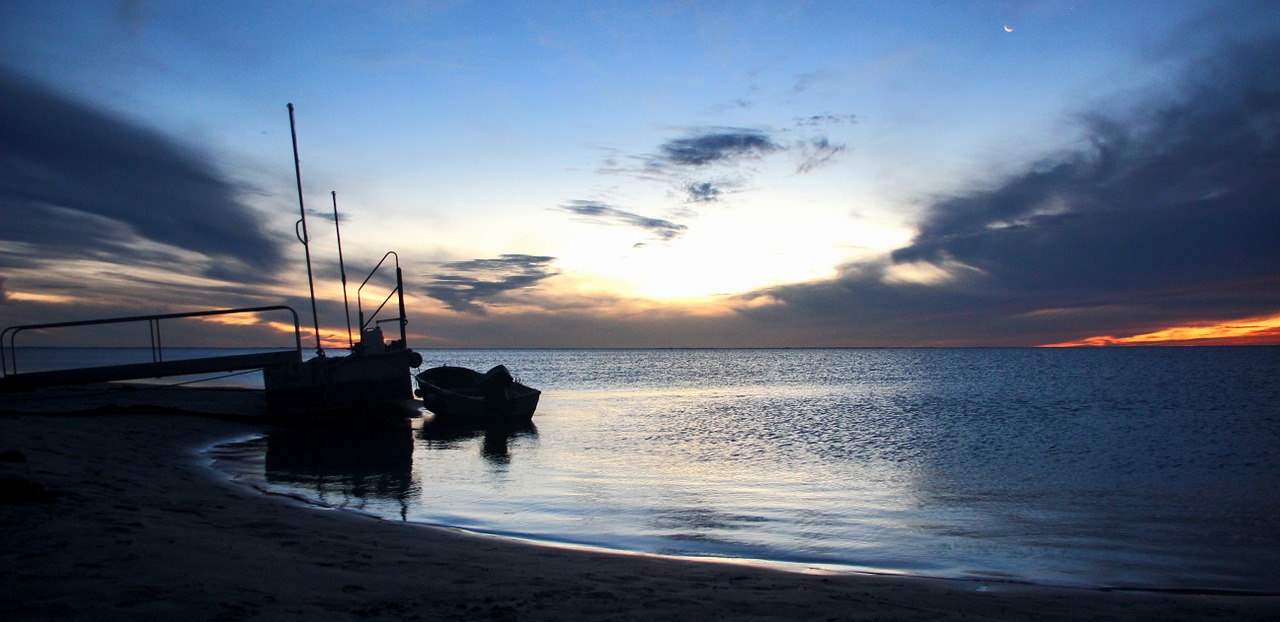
[417, 416, 538, 465]
[264, 412, 418, 518]
[261, 410, 539, 518]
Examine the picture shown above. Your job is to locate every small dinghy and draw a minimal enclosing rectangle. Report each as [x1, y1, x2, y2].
[414, 364, 540, 420]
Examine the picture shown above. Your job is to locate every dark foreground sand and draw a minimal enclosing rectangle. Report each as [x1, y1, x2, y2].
[3, 408, 1278, 620]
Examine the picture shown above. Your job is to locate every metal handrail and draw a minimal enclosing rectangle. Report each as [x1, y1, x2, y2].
[356, 251, 408, 346]
[1, 305, 302, 377]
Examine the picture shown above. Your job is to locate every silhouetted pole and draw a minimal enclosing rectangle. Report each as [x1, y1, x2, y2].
[396, 265, 407, 346]
[332, 191, 354, 349]
[287, 103, 324, 357]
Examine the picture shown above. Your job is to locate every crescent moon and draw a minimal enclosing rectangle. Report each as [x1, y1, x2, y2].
[1004, 25, 1014, 32]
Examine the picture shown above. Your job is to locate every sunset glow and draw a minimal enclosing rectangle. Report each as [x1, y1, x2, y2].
[196, 314, 351, 350]
[2, 2, 1278, 348]
[3, 291, 78, 305]
[1040, 313, 1280, 347]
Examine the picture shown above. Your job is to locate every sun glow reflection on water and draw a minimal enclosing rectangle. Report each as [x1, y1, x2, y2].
[211, 348, 1280, 592]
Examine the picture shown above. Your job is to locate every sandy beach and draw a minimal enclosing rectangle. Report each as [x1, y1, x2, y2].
[3, 396, 1278, 620]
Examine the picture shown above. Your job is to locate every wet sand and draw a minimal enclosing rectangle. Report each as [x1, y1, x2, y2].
[2, 396, 1278, 620]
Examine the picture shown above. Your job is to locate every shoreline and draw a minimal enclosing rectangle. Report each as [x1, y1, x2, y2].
[209, 431, 1279, 598]
[3, 412, 1279, 620]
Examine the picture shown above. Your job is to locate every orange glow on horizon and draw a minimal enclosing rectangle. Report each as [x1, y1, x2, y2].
[3, 291, 79, 304]
[1041, 312, 1280, 347]
[199, 315, 354, 350]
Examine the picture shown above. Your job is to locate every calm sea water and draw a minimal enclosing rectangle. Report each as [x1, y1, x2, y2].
[14, 347, 1277, 591]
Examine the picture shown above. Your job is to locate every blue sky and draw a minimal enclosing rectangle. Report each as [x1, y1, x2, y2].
[2, 1, 1279, 348]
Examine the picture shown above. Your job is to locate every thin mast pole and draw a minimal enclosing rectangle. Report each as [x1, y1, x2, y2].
[287, 103, 324, 357]
[331, 191, 354, 349]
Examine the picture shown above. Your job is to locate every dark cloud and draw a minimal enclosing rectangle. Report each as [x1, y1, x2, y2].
[0, 67, 283, 283]
[683, 176, 753, 204]
[644, 127, 846, 178]
[652, 129, 782, 168]
[0, 204, 216, 277]
[686, 181, 722, 203]
[897, 38, 1280, 289]
[423, 254, 559, 314]
[746, 37, 1280, 345]
[600, 126, 848, 219]
[556, 200, 688, 241]
[595, 126, 848, 215]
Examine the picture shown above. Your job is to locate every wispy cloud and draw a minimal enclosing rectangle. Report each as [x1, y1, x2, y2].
[791, 69, 838, 95]
[423, 254, 560, 314]
[794, 113, 857, 127]
[556, 200, 688, 241]
[794, 137, 846, 173]
[704, 97, 755, 115]
[0, 67, 284, 284]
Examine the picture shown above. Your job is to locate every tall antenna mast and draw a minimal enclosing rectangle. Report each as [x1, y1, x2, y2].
[287, 103, 324, 357]
[331, 190, 354, 349]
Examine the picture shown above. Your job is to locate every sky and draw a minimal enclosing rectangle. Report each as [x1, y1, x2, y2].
[2, 0, 1279, 349]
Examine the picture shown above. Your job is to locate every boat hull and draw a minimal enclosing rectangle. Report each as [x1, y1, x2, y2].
[264, 348, 422, 413]
[415, 365, 540, 421]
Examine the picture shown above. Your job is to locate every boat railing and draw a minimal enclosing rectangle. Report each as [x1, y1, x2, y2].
[0, 305, 303, 388]
[356, 251, 408, 348]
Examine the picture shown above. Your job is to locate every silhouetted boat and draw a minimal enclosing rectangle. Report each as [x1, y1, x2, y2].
[263, 104, 424, 414]
[415, 364, 540, 420]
